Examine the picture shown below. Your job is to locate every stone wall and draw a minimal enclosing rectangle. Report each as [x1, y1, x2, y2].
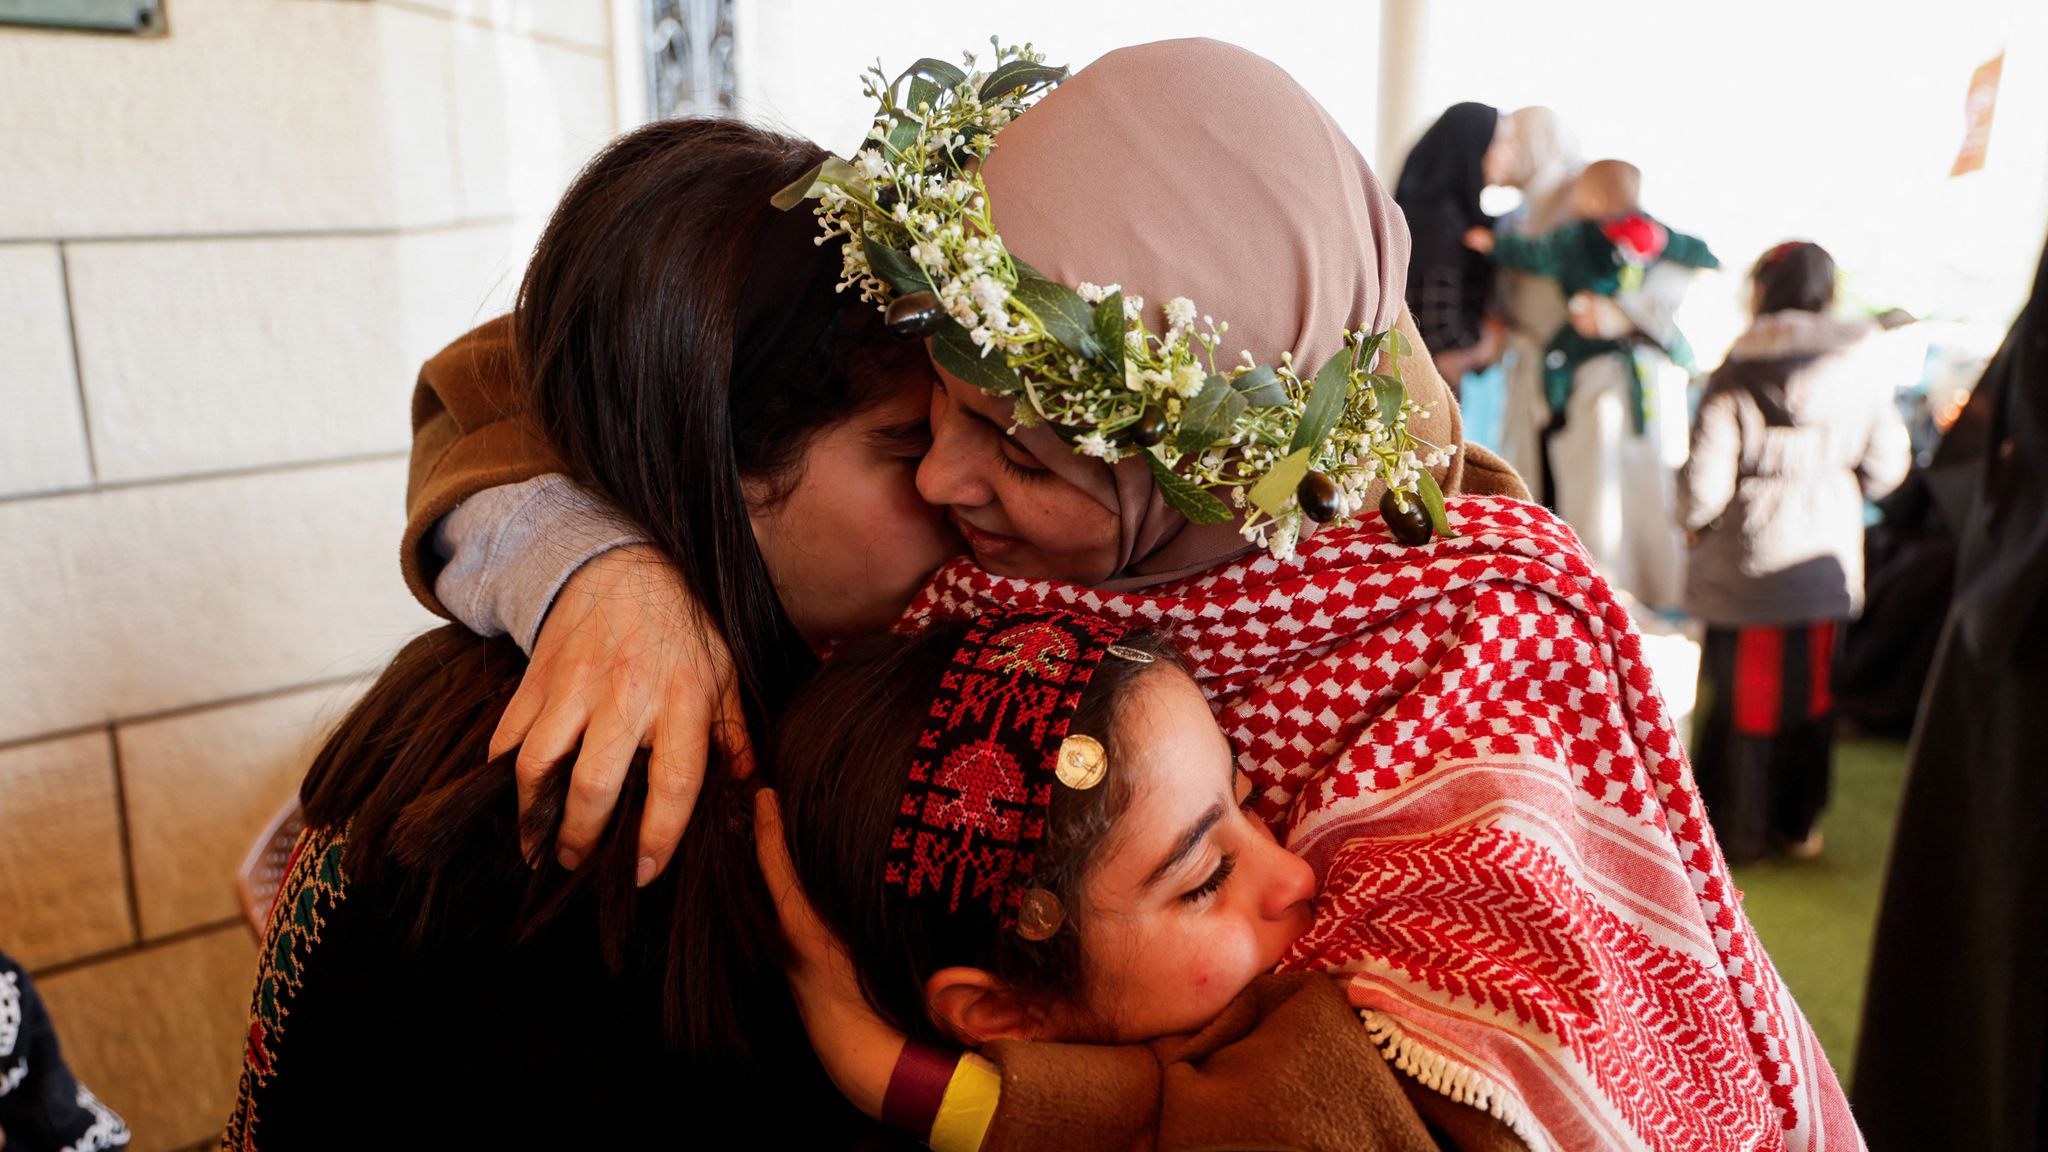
[0, 2, 618, 1146]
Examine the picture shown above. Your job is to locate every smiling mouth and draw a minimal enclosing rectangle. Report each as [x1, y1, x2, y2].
[950, 513, 1021, 559]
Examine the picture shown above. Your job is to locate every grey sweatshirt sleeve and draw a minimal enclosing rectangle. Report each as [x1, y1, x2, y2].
[430, 474, 650, 653]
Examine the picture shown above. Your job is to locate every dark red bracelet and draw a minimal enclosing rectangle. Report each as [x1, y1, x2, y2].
[881, 1039, 963, 1139]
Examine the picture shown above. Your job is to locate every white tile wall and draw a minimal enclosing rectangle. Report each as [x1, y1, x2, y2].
[452, 24, 617, 220]
[66, 224, 526, 484]
[0, 0, 460, 238]
[0, 458, 436, 745]
[389, 0, 612, 53]
[0, 243, 92, 496]
[120, 680, 368, 939]
[0, 732, 131, 970]
[0, 0, 616, 1141]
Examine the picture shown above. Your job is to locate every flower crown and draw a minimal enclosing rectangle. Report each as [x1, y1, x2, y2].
[773, 41, 1453, 554]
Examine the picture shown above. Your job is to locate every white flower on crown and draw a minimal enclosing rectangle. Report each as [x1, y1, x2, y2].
[856, 150, 892, 181]
[1075, 431, 1114, 458]
[968, 274, 1009, 314]
[1164, 297, 1198, 331]
[1267, 512, 1301, 559]
[1075, 282, 1105, 305]
[1171, 360, 1206, 399]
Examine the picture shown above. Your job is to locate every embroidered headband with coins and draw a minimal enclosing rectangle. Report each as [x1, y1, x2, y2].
[884, 608, 1156, 942]
[772, 41, 1456, 554]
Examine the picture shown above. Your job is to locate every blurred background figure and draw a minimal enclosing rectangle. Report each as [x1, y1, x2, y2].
[1853, 235, 2048, 1152]
[1393, 101, 1515, 388]
[1492, 105, 1585, 486]
[1676, 241, 1911, 865]
[1, 948, 130, 1152]
[1513, 159, 1711, 609]
[1469, 158, 1720, 472]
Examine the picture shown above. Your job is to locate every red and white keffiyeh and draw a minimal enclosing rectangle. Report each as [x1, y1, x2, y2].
[902, 495, 1859, 1152]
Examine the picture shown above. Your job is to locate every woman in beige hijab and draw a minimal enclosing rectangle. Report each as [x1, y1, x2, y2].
[914, 37, 1506, 590]
[1492, 106, 1584, 488]
[407, 46, 1523, 874]
[755, 42, 1854, 1151]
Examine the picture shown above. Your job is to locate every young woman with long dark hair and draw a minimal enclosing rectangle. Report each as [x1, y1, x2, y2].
[224, 117, 953, 1148]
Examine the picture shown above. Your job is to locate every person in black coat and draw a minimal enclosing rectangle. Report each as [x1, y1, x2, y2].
[1853, 232, 2048, 1151]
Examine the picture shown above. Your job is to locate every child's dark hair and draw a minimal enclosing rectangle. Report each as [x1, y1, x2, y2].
[769, 620, 1189, 1044]
[1752, 241, 1837, 315]
[298, 117, 932, 1070]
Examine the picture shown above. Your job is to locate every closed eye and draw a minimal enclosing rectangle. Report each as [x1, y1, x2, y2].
[996, 443, 1054, 483]
[1182, 853, 1236, 903]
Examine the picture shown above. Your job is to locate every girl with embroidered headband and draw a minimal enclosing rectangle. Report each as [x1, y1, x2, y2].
[392, 38, 1857, 1150]
[750, 606, 1512, 1150]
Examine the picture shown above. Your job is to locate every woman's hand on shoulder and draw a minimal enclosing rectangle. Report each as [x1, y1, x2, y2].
[755, 789, 906, 1121]
[491, 544, 752, 884]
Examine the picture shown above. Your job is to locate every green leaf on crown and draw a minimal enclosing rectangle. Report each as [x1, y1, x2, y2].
[1144, 451, 1233, 524]
[931, 318, 1023, 396]
[887, 117, 919, 156]
[898, 57, 968, 95]
[1247, 447, 1313, 517]
[907, 75, 942, 121]
[1012, 275, 1098, 359]
[1371, 375, 1407, 429]
[770, 155, 860, 211]
[1175, 374, 1247, 453]
[1416, 469, 1456, 538]
[1289, 345, 1352, 454]
[979, 60, 1068, 102]
[1093, 291, 1125, 379]
[1231, 365, 1288, 407]
[863, 237, 928, 296]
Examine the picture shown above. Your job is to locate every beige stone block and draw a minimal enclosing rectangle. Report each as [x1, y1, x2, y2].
[395, 0, 611, 51]
[120, 681, 369, 940]
[0, 458, 437, 745]
[452, 24, 617, 219]
[0, 731, 131, 969]
[37, 928, 258, 1152]
[67, 224, 525, 483]
[0, 244, 92, 497]
[0, 0, 459, 238]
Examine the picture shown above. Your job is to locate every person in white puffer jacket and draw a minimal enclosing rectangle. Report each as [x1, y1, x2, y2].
[1679, 240, 1912, 865]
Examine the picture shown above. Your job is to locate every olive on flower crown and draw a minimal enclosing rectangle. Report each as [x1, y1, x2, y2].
[773, 41, 1455, 555]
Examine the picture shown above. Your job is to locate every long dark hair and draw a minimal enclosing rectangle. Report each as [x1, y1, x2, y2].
[1753, 241, 1837, 316]
[770, 620, 1185, 1045]
[299, 118, 926, 1065]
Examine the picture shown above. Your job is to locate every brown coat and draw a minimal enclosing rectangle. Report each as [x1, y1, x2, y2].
[399, 310, 1531, 617]
[981, 972, 1523, 1152]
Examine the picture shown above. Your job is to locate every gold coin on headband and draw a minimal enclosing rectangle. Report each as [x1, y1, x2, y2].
[1055, 734, 1107, 790]
[1016, 888, 1064, 941]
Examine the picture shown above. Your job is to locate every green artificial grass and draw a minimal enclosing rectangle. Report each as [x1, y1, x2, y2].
[1726, 736, 1909, 1090]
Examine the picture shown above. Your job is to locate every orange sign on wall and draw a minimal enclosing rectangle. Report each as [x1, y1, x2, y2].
[1951, 51, 2004, 177]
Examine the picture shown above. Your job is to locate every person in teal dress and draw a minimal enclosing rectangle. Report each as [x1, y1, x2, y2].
[1468, 159, 1719, 435]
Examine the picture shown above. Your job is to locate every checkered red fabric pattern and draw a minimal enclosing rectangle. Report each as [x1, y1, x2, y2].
[902, 496, 1859, 1152]
[886, 609, 1129, 928]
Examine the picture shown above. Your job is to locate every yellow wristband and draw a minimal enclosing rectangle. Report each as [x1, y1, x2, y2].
[928, 1052, 1001, 1152]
